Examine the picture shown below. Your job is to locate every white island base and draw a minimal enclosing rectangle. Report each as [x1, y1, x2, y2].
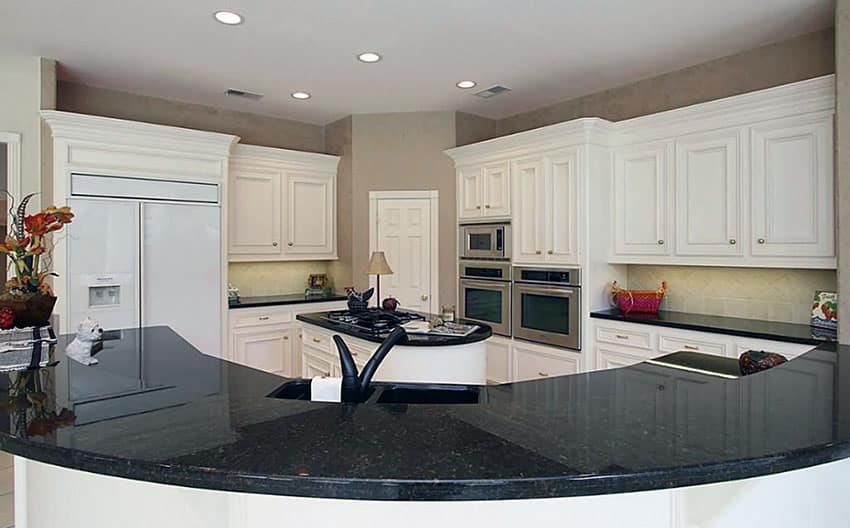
[13, 456, 850, 528]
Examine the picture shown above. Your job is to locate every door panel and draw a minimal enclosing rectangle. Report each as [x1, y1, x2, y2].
[547, 151, 579, 263]
[229, 167, 282, 256]
[458, 167, 483, 219]
[751, 116, 834, 257]
[512, 158, 546, 263]
[614, 142, 672, 255]
[675, 131, 741, 256]
[284, 171, 335, 257]
[483, 162, 510, 217]
[234, 326, 291, 376]
[376, 198, 433, 312]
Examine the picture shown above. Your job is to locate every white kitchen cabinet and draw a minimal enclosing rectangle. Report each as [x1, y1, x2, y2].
[457, 162, 511, 220]
[512, 340, 580, 382]
[229, 168, 283, 257]
[750, 114, 834, 259]
[302, 346, 334, 378]
[232, 325, 292, 376]
[675, 130, 742, 256]
[284, 171, 336, 258]
[613, 141, 672, 256]
[512, 150, 580, 265]
[595, 343, 650, 370]
[228, 144, 339, 262]
[485, 336, 512, 384]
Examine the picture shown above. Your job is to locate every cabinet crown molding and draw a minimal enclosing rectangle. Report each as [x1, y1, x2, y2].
[232, 144, 340, 171]
[445, 118, 615, 165]
[41, 110, 239, 157]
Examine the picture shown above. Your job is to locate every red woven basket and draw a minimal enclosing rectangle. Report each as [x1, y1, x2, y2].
[611, 281, 667, 314]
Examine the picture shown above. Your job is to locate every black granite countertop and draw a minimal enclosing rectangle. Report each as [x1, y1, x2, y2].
[229, 292, 348, 309]
[296, 310, 493, 346]
[1, 326, 848, 501]
[591, 308, 836, 345]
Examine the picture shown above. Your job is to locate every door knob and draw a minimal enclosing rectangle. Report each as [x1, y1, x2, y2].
[729, 239, 736, 245]
[757, 238, 766, 244]
[421, 294, 429, 301]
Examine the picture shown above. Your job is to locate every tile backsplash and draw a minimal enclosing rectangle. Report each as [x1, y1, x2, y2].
[228, 261, 334, 297]
[627, 265, 837, 324]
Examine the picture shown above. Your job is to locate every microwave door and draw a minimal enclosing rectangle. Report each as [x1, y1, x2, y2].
[512, 284, 581, 350]
[465, 228, 495, 259]
[459, 279, 511, 336]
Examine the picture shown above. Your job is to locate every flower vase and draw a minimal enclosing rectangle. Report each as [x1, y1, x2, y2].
[0, 294, 57, 328]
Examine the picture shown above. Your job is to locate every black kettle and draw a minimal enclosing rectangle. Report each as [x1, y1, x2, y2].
[333, 327, 407, 403]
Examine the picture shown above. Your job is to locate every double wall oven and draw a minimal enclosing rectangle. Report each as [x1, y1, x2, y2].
[512, 267, 581, 350]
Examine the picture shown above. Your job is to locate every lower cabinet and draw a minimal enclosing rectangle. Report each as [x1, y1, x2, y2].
[486, 337, 581, 384]
[595, 344, 648, 369]
[485, 336, 513, 384]
[232, 325, 293, 377]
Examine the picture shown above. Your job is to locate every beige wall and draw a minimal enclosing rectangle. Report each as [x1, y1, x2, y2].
[499, 28, 835, 135]
[228, 261, 333, 297]
[839, 1, 850, 342]
[324, 116, 354, 290]
[56, 81, 325, 152]
[455, 112, 501, 147]
[628, 266, 837, 324]
[350, 112, 458, 306]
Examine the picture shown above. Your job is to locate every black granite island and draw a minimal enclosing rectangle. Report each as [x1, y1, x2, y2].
[3, 326, 850, 527]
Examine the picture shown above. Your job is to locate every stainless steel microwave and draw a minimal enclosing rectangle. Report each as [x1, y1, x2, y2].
[459, 223, 510, 260]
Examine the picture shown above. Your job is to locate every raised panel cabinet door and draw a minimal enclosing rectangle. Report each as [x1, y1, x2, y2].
[595, 344, 648, 371]
[229, 167, 283, 256]
[485, 337, 512, 384]
[302, 349, 333, 378]
[614, 142, 672, 256]
[234, 326, 291, 376]
[751, 115, 834, 258]
[546, 150, 579, 264]
[512, 341, 579, 382]
[284, 171, 336, 258]
[511, 158, 547, 264]
[458, 166, 484, 219]
[483, 162, 511, 217]
[675, 130, 742, 256]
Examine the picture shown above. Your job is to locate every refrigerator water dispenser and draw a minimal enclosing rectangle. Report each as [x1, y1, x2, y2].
[89, 285, 121, 307]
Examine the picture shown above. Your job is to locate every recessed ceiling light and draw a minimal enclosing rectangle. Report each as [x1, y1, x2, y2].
[456, 80, 477, 89]
[291, 91, 311, 100]
[357, 52, 382, 63]
[213, 11, 243, 25]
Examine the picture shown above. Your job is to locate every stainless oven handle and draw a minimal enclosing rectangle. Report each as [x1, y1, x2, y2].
[513, 284, 578, 297]
[460, 279, 512, 291]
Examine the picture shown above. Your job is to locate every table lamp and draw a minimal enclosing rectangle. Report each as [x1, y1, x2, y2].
[366, 251, 393, 307]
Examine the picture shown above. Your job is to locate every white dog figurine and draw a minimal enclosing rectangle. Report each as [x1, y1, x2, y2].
[65, 318, 103, 366]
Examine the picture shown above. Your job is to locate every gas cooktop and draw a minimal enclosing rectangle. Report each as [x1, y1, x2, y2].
[321, 309, 425, 336]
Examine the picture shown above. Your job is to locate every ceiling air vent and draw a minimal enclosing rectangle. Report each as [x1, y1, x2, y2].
[474, 85, 511, 99]
[225, 89, 263, 101]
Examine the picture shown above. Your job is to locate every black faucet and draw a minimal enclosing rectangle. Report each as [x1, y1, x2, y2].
[333, 327, 408, 403]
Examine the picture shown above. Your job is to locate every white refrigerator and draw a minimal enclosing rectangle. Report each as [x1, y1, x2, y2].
[66, 174, 222, 358]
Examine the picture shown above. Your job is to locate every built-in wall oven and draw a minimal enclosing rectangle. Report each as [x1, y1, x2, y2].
[458, 260, 512, 336]
[512, 266, 581, 350]
[459, 223, 510, 260]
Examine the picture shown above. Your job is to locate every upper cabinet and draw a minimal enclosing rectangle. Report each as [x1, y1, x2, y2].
[609, 76, 835, 269]
[229, 145, 339, 262]
[456, 161, 511, 220]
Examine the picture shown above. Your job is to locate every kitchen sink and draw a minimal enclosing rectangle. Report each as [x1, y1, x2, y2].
[268, 379, 482, 405]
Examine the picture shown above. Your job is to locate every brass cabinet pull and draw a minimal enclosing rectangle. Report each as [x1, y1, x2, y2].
[538, 371, 549, 377]
[683, 344, 699, 350]
[485, 204, 491, 209]
[615, 334, 629, 340]
[312, 338, 321, 344]
[757, 238, 766, 244]
[258, 316, 270, 321]
[283, 336, 289, 340]
[535, 250, 542, 255]
[272, 242, 278, 247]
[547, 250, 554, 254]
[476, 205, 482, 209]
[657, 240, 664, 245]
[729, 239, 736, 245]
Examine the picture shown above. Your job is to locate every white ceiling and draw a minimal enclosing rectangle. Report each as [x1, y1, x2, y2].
[0, 0, 835, 125]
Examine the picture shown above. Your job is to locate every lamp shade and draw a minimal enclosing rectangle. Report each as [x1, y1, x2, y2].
[366, 251, 394, 275]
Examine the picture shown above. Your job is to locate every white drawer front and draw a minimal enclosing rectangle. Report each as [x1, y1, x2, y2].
[302, 327, 332, 352]
[658, 334, 727, 356]
[596, 325, 652, 350]
[513, 343, 579, 381]
[232, 309, 293, 329]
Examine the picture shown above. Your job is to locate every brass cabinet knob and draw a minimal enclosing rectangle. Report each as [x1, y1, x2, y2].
[758, 238, 766, 244]
[729, 239, 736, 245]
[476, 205, 482, 209]
[547, 249, 554, 255]
[421, 294, 429, 301]
[535, 250, 542, 255]
[485, 204, 491, 209]
[272, 242, 278, 247]
[312, 338, 321, 344]
[657, 240, 664, 245]
[283, 336, 289, 340]
[288, 242, 294, 246]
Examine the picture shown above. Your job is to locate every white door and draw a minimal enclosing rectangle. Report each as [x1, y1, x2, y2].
[284, 171, 336, 258]
[142, 202, 222, 358]
[233, 325, 292, 376]
[546, 150, 579, 264]
[751, 115, 834, 258]
[228, 167, 283, 256]
[458, 166, 483, 219]
[373, 196, 435, 312]
[483, 162, 511, 217]
[512, 158, 546, 264]
[675, 130, 742, 256]
[614, 142, 672, 256]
